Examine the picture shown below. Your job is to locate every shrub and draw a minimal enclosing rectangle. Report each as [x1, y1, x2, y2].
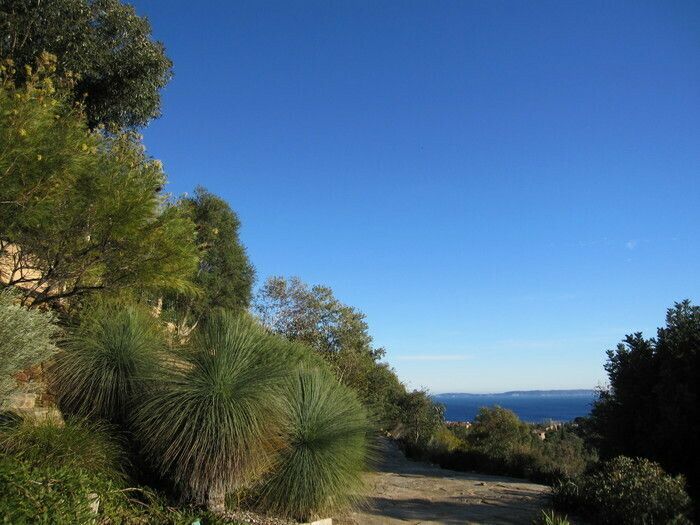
[255, 367, 371, 520]
[132, 311, 290, 509]
[0, 418, 226, 523]
[0, 455, 224, 524]
[52, 302, 164, 423]
[0, 455, 113, 523]
[552, 456, 692, 524]
[0, 291, 59, 402]
[0, 417, 124, 481]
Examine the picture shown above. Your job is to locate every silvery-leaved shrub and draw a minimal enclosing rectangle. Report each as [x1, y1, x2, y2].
[0, 290, 59, 403]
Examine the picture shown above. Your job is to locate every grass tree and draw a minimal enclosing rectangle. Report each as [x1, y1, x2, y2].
[52, 302, 164, 424]
[256, 367, 372, 521]
[132, 311, 290, 510]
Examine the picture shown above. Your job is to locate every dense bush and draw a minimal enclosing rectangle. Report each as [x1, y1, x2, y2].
[52, 302, 164, 424]
[255, 367, 371, 520]
[466, 406, 532, 457]
[133, 311, 290, 510]
[0, 291, 59, 402]
[0, 455, 117, 524]
[553, 456, 692, 524]
[0, 454, 225, 524]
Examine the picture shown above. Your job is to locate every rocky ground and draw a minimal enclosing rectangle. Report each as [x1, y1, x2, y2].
[338, 439, 550, 525]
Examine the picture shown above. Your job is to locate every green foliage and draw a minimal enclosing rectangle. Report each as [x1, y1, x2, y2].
[255, 276, 380, 358]
[255, 367, 371, 520]
[52, 302, 164, 423]
[415, 409, 595, 484]
[553, 456, 692, 524]
[0, 0, 172, 129]
[0, 59, 199, 307]
[427, 426, 462, 454]
[0, 453, 226, 524]
[0, 291, 58, 401]
[537, 427, 596, 480]
[589, 300, 700, 500]
[165, 187, 255, 331]
[532, 509, 571, 525]
[132, 311, 290, 508]
[0, 455, 115, 524]
[0, 417, 124, 481]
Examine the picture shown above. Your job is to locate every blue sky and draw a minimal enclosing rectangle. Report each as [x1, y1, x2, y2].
[132, 0, 700, 392]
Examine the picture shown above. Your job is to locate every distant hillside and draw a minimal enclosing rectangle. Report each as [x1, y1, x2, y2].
[435, 389, 595, 398]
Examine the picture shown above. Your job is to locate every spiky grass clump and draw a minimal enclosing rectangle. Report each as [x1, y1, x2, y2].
[256, 367, 372, 521]
[132, 310, 290, 508]
[0, 417, 125, 480]
[52, 302, 164, 423]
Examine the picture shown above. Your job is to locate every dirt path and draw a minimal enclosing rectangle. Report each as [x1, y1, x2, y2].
[338, 440, 550, 525]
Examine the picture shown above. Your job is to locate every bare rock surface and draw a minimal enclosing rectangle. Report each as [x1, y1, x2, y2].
[338, 439, 550, 525]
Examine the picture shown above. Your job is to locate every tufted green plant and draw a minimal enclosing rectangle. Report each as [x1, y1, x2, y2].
[52, 302, 164, 424]
[256, 367, 372, 521]
[132, 311, 290, 509]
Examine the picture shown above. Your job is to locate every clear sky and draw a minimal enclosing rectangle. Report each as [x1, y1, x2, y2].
[131, 0, 699, 393]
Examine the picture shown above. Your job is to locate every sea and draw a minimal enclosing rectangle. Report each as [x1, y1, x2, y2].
[433, 390, 596, 423]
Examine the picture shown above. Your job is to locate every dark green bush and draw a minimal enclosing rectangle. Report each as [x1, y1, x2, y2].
[255, 367, 371, 520]
[552, 456, 692, 524]
[52, 302, 164, 424]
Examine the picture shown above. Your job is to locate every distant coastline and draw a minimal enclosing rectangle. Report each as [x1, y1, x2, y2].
[433, 390, 597, 423]
[436, 389, 595, 398]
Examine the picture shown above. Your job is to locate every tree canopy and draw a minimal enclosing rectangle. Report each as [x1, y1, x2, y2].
[0, 0, 172, 129]
[164, 188, 254, 328]
[254, 276, 383, 359]
[0, 57, 198, 307]
[254, 276, 445, 434]
[589, 300, 700, 500]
